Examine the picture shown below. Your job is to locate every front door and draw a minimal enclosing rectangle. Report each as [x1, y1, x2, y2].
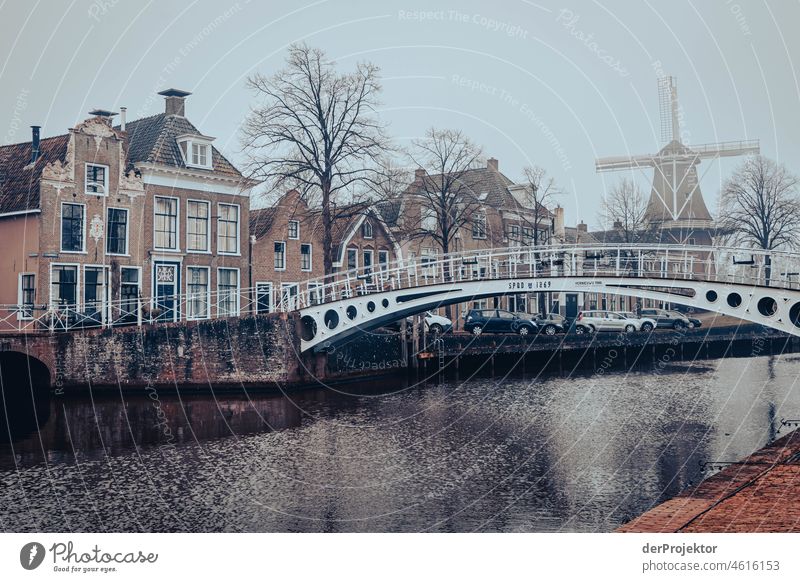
[153, 262, 180, 322]
[566, 293, 578, 318]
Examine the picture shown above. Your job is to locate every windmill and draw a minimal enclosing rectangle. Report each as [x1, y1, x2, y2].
[595, 76, 759, 244]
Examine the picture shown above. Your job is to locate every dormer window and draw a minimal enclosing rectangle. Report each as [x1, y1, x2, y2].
[85, 163, 108, 195]
[191, 143, 208, 167]
[362, 220, 373, 239]
[177, 134, 214, 170]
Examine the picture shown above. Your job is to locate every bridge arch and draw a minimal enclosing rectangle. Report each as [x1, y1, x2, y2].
[0, 351, 51, 442]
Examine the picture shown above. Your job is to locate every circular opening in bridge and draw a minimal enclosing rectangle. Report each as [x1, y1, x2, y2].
[727, 292, 742, 308]
[367, 301, 376, 313]
[757, 297, 778, 317]
[706, 290, 718, 303]
[381, 298, 389, 308]
[300, 316, 317, 341]
[790, 303, 800, 328]
[324, 309, 340, 330]
[0, 352, 51, 444]
[346, 305, 357, 320]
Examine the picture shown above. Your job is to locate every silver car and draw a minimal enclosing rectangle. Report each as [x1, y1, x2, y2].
[619, 311, 656, 332]
[574, 310, 642, 334]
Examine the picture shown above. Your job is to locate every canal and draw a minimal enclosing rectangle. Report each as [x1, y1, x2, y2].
[1, 353, 797, 532]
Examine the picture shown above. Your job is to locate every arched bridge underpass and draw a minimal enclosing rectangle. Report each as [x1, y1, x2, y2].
[295, 245, 800, 353]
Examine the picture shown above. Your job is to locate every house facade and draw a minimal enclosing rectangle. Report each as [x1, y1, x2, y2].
[0, 89, 254, 330]
[249, 190, 399, 311]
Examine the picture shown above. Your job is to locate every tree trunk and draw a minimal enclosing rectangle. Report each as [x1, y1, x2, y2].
[441, 235, 452, 321]
[321, 179, 333, 278]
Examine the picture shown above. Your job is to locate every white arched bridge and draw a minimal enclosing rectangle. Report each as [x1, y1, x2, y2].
[3, 244, 800, 354]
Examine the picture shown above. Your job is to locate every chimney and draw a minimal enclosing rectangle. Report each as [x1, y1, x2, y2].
[88, 109, 118, 126]
[158, 88, 192, 116]
[577, 221, 588, 233]
[414, 168, 426, 182]
[613, 219, 622, 230]
[554, 206, 565, 240]
[487, 157, 498, 171]
[120, 107, 127, 131]
[30, 126, 41, 163]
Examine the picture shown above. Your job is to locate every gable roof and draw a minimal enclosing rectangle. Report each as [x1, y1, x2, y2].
[249, 207, 279, 239]
[121, 113, 242, 178]
[0, 134, 69, 214]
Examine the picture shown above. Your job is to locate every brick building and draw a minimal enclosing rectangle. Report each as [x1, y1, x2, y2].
[0, 89, 255, 330]
[249, 189, 399, 311]
[377, 158, 555, 322]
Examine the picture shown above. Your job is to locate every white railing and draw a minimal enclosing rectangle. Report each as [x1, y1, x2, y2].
[1, 244, 798, 333]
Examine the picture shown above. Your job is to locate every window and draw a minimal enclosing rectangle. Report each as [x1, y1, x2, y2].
[508, 224, 521, 247]
[187, 267, 210, 320]
[61, 203, 85, 252]
[347, 248, 358, 271]
[187, 200, 210, 252]
[18, 274, 35, 319]
[300, 243, 312, 271]
[51, 265, 78, 308]
[307, 282, 322, 306]
[288, 220, 299, 240]
[280, 282, 299, 310]
[472, 212, 487, 239]
[378, 250, 389, 272]
[106, 208, 128, 255]
[422, 206, 437, 231]
[274, 241, 286, 270]
[421, 248, 436, 273]
[217, 268, 239, 317]
[83, 266, 107, 315]
[85, 163, 108, 195]
[256, 282, 273, 314]
[120, 267, 140, 320]
[362, 220, 373, 239]
[217, 203, 239, 254]
[192, 143, 208, 167]
[363, 250, 373, 277]
[522, 227, 534, 245]
[154, 196, 179, 250]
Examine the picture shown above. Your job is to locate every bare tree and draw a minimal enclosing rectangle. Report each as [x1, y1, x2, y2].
[718, 156, 800, 285]
[518, 166, 561, 248]
[404, 128, 484, 258]
[241, 43, 388, 275]
[600, 178, 653, 243]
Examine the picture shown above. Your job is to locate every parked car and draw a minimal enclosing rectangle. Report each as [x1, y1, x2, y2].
[573, 310, 642, 334]
[618, 311, 656, 333]
[464, 309, 538, 336]
[384, 311, 453, 334]
[639, 309, 691, 330]
[685, 315, 702, 329]
[533, 313, 568, 335]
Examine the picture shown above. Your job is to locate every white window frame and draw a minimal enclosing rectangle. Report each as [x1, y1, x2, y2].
[186, 265, 211, 320]
[288, 220, 300, 240]
[17, 272, 36, 320]
[84, 162, 109, 196]
[60, 202, 87, 254]
[363, 249, 374, 272]
[106, 206, 130, 256]
[472, 212, 487, 240]
[422, 206, 437, 232]
[217, 202, 240, 255]
[346, 247, 358, 271]
[280, 282, 299, 311]
[119, 265, 142, 319]
[255, 281, 273, 314]
[300, 243, 313, 272]
[186, 199, 211, 254]
[362, 220, 374, 239]
[177, 136, 214, 170]
[216, 267, 240, 317]
[378, 250, 389, 272]
[307, 282, 322, 306]
[153, 195, 180, 252]
[274, 240, 286, 271]
[82, 264, 110, 320]
[49, 262, 80, 310]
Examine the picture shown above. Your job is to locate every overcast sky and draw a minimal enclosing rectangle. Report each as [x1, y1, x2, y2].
[2, 0, 798, 227]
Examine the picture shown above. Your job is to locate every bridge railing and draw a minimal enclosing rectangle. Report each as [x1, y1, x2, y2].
[0, 244, 797, 333]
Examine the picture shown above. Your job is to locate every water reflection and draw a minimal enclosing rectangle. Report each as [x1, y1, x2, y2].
[0, 355, 797, 532]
